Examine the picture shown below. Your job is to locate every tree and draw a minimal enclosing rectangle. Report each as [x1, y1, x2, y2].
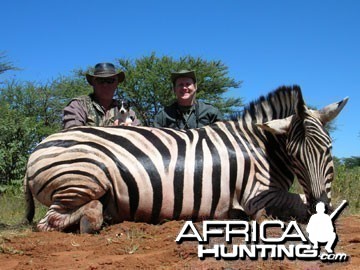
[0, 102, 38, 183]
[50, 71, 92, 102]
[0, 52, 17, 81]
[0, 78, 89, 183]
[342, 156, 360, 169]
[1, 80, 62, 138]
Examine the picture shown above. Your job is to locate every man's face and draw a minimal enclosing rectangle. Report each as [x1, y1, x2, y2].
[173, 77, 197, 105]
[93, 76, 119, 97]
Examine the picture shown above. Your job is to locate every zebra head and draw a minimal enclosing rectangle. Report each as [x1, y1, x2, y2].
[258, 88, 348, 213]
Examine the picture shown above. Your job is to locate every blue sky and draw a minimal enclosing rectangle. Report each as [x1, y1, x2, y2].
[1, 0, 359, 158]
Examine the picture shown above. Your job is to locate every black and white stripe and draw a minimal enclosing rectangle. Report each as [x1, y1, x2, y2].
[24, 85, 348, 232]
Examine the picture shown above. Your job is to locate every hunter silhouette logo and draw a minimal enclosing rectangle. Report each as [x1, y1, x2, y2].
[176, 200, 349, 262]
[306, 200, 348, 256]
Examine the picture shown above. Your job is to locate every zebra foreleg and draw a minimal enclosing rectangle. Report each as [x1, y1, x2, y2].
[251, 192, 310, 223]
[37, 200, 104, 233]
[79, 200, 103, 233]
[267, 192, 310, 222]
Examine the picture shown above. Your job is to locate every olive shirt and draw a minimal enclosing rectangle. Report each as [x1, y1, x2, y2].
[62, 94, 139, 129]
[153, 101, 223, 129]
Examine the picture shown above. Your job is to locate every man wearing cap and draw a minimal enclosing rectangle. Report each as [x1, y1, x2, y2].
[62, 62, 139, 129]
[153, 70, 223, 129]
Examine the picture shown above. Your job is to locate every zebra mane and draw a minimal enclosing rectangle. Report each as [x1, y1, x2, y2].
[235, 85, 305, 124]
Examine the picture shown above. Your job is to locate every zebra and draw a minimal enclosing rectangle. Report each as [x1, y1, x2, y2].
[24, 85, 348, 233]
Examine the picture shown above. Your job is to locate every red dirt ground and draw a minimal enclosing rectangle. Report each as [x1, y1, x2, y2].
[0, 215, 359, 270]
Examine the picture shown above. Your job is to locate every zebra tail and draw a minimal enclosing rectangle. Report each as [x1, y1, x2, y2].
[23, 175, 35, 224]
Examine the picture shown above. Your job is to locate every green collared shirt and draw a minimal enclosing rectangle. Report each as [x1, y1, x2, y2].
[153, 101, 223, 129]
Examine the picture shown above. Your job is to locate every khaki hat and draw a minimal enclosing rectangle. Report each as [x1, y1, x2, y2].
[171, 70, 197, 85]
[86, 63, 125, 85]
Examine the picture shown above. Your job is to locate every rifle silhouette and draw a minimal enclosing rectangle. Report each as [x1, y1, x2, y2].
[330, 200, 348, 220]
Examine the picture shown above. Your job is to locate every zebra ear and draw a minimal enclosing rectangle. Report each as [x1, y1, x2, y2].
[316, 97, 349, 125]
[257, 116, 293, 135]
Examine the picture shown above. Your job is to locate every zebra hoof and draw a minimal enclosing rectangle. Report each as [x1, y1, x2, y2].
[253, 208, 269, 223]
[80, 216, 102, 234]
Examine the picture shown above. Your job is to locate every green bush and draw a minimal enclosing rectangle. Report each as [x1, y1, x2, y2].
[331, 165, 360, 214]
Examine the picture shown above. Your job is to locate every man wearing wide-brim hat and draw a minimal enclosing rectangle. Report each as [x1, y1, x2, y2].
[62, 62, 139, 128]
[153, 69, 223, 129]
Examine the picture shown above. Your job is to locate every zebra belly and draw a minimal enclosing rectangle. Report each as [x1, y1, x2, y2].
[110, 173, 234, 223]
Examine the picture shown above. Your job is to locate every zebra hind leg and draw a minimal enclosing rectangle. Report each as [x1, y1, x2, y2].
[37, 200, 104, 233]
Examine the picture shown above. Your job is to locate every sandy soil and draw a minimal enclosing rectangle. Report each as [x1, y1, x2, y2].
[0, 215, 359, 270]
